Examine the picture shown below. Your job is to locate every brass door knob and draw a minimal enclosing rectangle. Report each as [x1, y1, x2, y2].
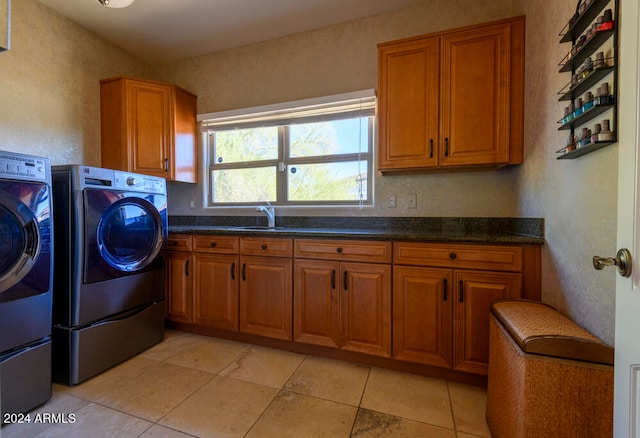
[593, 248, 632, 277]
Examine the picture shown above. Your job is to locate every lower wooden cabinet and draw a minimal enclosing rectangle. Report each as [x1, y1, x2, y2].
[165, 233, 539, 379]
[393, 242, 524, 375]
[293, 260, 341, 348]
[239, 255, 293, 340]
[293, 239, 392, 358]
[165, 249, 193, 324]
[164, 234, 240, 330]
[393, 266, 452, 368]
[341, 262, 392, 357]
[193, 253, 238, 331]
[191, 235, 240, 331]
[453, 270, 521, 374]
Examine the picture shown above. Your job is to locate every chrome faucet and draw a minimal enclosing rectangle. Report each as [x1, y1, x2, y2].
[256, 202, 275, 228]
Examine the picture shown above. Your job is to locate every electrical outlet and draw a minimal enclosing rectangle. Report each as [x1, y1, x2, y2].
[408, 193, 417, 209]
[388, 194, 397, 208]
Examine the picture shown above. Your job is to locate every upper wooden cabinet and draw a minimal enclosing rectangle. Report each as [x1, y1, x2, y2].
[100, 76, 198, 183]
[377, 16, 525, 172]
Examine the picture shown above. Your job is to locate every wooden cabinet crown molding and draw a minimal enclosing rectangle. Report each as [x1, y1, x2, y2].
[377, 16, 525, 173]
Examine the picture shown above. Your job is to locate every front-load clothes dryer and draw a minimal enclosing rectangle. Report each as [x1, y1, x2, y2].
[0, 151, 53, 418]
[51, 165, 167, 385]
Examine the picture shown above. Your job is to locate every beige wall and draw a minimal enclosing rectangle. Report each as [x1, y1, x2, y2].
[158, 0, 524, 217]
[516, 1, 617, 344]
[0, 0, 151, 165]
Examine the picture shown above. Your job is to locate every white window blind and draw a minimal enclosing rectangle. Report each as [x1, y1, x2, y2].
[199, 89, 376, 131]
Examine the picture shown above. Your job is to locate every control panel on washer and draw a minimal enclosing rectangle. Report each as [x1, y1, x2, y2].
[0, 153, 49, 182]
[114, 171, 166, 194]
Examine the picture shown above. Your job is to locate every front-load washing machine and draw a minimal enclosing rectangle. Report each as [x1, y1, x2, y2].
[0, 151, 53, 418]
[51, 165, 167, 385]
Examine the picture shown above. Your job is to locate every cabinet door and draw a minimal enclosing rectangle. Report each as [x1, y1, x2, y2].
[193, 253, 239, 331]
[293, 260, 340, 348]
[172, 86, 198, 183]
[165, 251, 192, 323]
[378, 37, 440, 170]
[440, 23, 511, 166]
[453, 270, 521, 374]
[125, 80, 172, 178]
[239, 256, 293, 340]
[393, 266, 452, 367]
[340, 262, 392, 357]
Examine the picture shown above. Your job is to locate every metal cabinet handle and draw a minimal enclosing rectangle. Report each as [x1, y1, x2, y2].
[231, 262, 235, 280]
[443, 278, 448, 301]
[429, 139, 434, 158]
[444, 138, 449, 157]
[210, 242, 217, 248]
[593, 248, 632, 277]
[164, 158, 169, 172]
[336, 247, 343, 253]
[185, 259, 189, 276]
[331, 270, 336, 289]
[242, 263, 246, 281]
[459, 280, 464, 302]
[261, 244, 268, 250]
[343, 271, 348, 291]
[449, 252, 457, 260]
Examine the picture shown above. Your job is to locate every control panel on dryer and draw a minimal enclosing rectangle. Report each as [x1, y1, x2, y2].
[114, 171, 166, 194]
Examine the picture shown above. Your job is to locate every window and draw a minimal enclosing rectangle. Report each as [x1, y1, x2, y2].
[199, 90, 375, 207]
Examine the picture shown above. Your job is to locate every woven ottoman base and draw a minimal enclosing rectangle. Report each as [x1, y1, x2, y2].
[486, 300, 613, 438]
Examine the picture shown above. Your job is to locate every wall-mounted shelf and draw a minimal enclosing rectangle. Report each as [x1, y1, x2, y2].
[558, 101, 614, 130]
[556, 0, 618, 161]
[557, 139, 616, 159]
[558, 64, 614, 101]
[559, 0, 614, 42]
[559, 28, 614, 73]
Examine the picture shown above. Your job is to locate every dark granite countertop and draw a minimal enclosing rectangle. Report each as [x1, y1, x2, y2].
[168, 216, 545, 244]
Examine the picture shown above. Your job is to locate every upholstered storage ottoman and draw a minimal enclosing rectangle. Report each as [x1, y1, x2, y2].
[486, 299, 614, 438]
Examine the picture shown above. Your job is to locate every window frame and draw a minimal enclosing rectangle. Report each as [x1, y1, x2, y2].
[199, 91, 376, 208]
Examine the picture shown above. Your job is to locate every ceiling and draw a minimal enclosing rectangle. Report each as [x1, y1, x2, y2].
[37, 0, 421, 64]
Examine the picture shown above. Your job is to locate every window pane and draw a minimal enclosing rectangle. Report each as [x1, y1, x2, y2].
[288, 161, 368, 202]
[214, 127, 278, 164]
[289, 118, 369, 158]
[212, 167, 276, 203]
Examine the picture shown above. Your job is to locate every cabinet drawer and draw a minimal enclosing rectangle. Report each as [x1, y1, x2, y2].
[240, 237, 293, 257]
[394, 242, 522, 272]
[295, 239, 392, 263]
[193, 235, 239, 254]
[165, 234, 192, 251]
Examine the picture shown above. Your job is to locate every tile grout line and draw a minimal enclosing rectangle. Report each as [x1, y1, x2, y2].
[349, 366, 372, 437]
[446, 380, 460, 436]
[241, 353, 311, 437]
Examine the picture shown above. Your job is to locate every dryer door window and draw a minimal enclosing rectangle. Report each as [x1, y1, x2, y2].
[0, 193, 40, 293]
[97, 198, 164, 273]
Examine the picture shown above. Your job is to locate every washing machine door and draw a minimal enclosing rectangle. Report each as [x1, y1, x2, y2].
[0, 192, 41, 294]
[96, 197, 164, 274]
[84, 189, 166, 283]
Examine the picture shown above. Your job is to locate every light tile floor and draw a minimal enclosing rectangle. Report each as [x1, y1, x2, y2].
[1, 330, 492, 437]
